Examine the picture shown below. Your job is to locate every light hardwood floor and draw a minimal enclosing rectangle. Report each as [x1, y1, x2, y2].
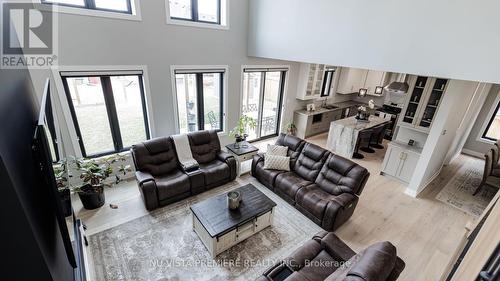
[74, 133, 475, 281]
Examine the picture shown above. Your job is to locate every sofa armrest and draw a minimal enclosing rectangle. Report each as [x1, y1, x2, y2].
[251, 153, 265, 176]
[139, 180, 159, 210]
[218, 151, 237, 180]
[322, 193, 359, 231]
[135, 170, 154, 185]
[320, 232, 356, 262]
[257, 262, 294, 281]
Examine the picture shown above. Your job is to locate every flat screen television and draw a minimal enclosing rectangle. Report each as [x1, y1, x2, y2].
[34, 79, 76, 267]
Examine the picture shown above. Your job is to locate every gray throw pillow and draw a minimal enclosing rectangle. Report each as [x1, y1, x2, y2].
[264, 154, 290, 171]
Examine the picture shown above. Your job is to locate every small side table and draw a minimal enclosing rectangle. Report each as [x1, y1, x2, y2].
[225, 141, 259, 177]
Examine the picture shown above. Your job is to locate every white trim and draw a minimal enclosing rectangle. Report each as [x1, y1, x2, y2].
[239, 65, 291, 135]
[51, 65, 156, 158]
[34, 0, 142, 21]
[476, 89, 500, 144]
[164, 0, 229, 30]
[404, 188, 418, 198]
[462, 148, 486, 159]
[170, 65, 229, 134]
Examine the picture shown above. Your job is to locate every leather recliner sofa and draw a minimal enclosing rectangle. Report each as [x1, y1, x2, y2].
[131, 130, 236, 210]
[255, 231, 405, 281]
[252, 134, 369, 231]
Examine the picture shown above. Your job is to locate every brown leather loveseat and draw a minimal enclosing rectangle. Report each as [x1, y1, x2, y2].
[252, 134, 369, 231]
[256, 231, 405, 281]
[131, 130, 236, 210]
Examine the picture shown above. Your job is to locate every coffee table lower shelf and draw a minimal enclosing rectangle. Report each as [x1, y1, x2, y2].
[192, 208, 274, 258]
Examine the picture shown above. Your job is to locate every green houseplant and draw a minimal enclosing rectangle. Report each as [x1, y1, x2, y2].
[53, 159, 72, 217]
[74, 154, 131, 210]
[229, 115, 257, 143]
[286, 122, 297, 136]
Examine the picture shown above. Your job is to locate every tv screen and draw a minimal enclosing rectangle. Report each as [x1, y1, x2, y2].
[35, 79, 76, 267]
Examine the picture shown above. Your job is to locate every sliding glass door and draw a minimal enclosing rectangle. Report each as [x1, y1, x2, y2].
[242, 69, 286, 141]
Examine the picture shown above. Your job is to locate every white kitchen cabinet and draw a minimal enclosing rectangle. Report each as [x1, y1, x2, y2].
[381, 142, 421, 184]
[336, 67, 368, 94]
[399, 76, 449, 133]
[364, 71, 389, 96]
[296, 63, 335, 100]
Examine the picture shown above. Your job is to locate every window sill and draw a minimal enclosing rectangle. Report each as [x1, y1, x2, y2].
[37, 3, 142, 21]
[476, 137, 496, 145]
[166, 18, 228, 30]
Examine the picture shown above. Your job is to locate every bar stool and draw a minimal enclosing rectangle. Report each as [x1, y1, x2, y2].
[353, 129, 373, 159]
[361, 124, 386, 153]
[372, 122, 389, 149]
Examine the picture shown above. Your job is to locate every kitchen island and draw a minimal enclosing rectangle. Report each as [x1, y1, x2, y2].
[326, 115, 388, 158]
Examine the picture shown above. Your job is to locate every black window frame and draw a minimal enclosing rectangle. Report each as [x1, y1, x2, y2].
[62, 73, 150, 158]
[242, 69, 287, 142]
[320, 69, 336, 97]
[169, 0, 222, 25]
[41, 0, 134, 15]
[174, 71, 225, 133]
[482, 100, 500, 141]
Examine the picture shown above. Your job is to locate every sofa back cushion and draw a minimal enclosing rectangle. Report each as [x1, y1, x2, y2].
[294, 143, 330, 182]
[275, 133, 305, 159]
[316, 154, 369, 195]
[187, 130, 221, 164]
[131, 137, 179, 176]
[325, 241, 398, 281]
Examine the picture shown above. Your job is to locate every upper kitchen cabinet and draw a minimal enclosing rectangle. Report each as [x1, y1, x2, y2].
[400, 75, 449, 133]
[337, 67, 367, 94]
[336, 67, 388, 95]
[364, 70, 389, 96]
[296, 63, 335, 100]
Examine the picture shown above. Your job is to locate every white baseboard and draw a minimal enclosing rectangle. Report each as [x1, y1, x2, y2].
[405, 167, 442, 198]
[404, 188, 418, 198]
[461, 148, 485, 159]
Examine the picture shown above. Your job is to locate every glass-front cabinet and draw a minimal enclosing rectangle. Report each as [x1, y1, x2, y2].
[400, 76, 449, 132]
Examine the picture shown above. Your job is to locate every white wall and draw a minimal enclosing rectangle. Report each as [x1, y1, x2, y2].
[28, 0, 300, 158]
[407, 80, 479, 196]
[248, 0, 500, 84]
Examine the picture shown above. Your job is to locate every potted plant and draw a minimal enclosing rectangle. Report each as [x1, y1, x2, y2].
[229, 115, 257, 146]
[53, 160, 72, 217]
[286, 123, 297, 136]
[74, 154, 131, 210]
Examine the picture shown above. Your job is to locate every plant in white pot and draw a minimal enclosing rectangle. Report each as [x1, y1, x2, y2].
[74, 154, 131, 210]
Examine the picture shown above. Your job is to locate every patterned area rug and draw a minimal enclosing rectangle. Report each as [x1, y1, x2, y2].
[89, 180, 322, 281]
[436, 157, 497, 217]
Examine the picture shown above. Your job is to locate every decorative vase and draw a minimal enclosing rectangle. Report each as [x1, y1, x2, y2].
[78, 184, 105, 210]
[227, 191, 242, 210]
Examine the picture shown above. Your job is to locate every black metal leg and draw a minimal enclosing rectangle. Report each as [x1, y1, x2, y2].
[360, 147, 375, 153]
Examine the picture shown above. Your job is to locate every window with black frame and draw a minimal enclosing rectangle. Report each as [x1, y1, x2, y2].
[174, 69, 224, 134]
[482, 100, 500, 141]
[61, 72, 150, 158]
[168, 0, 225, 25]
[41, 0, 134, 14]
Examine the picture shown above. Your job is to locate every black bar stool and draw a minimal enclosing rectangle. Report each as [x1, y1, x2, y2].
[361, 124, 385, 153]
[372, 122, 389, 149]
[353, 129, 373, 159]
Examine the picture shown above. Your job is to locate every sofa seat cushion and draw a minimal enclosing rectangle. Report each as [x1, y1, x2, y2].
[254, 160, 285, 189]
[295, 185, 338, 219]
[275, 172, 313, 201]
[199, 160, 230, 185]
[155, 170, 191, 200]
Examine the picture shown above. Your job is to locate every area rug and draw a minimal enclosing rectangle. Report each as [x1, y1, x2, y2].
[89, 180, 322, 281]
[436, 157, 496, 217]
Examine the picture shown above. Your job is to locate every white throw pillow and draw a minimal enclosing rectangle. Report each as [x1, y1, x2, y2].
[264, 154, 290, 171]
[267, 144, 288, 156]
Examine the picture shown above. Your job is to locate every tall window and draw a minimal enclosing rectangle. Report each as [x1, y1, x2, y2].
[321, 69, 336, 97]
[168, 0, 227, 26]
[483, 101, 500, 141]
[62, 73, 150, 157]
[41, 0, 134, 14]
[174, 70, 224, 133]
[242, 68, 286, 141]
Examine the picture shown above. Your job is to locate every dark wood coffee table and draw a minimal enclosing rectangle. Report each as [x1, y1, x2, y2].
[190, 184, 276, 257]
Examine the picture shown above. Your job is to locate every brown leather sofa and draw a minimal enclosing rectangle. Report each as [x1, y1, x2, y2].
[131, 130, 236, 210]
[252, 134, 369, 231]
[256, 231, 405, 281]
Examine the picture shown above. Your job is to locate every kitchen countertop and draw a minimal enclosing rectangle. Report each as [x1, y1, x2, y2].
[295, 100, 380, 116]
[388, 140, 423, 154]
